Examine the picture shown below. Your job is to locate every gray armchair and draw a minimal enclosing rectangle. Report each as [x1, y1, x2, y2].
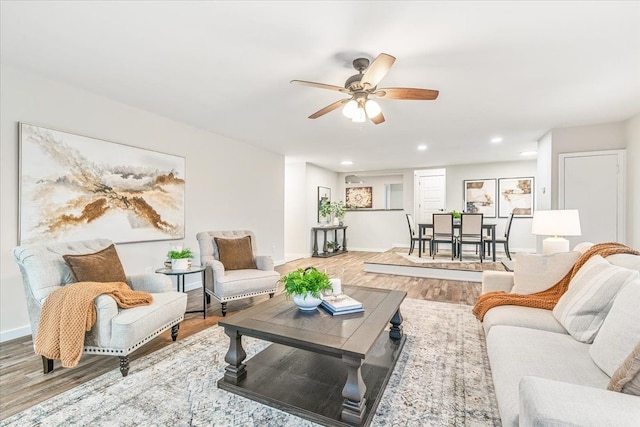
[12, 239, 187, 377]
[196, 230, 280, 316]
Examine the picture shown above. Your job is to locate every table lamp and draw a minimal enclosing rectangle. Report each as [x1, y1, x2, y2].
[531, 210, 581, 254]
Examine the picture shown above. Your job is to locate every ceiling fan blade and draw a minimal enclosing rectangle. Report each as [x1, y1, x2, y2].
[290, 80, 350, 93]
[308, 98, 350, 119]
[370, 112, 385, 125]
[375, 87, 439, 100]
[361, 53, 396, 89]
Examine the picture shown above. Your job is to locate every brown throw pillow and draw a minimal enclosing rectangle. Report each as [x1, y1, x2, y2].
[608, 342, 640, 395]
[63, 244, 128, 283]
[214, 236, 257, 271]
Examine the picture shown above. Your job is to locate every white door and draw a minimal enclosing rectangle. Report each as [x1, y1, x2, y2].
[415, 169, 446, 224]
[559, 150, 626, 247]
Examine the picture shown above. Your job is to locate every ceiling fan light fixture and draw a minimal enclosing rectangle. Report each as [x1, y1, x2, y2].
[352, 106, 366, 123]
[342, 99, 357, 118]
[364, 99, 381, 118]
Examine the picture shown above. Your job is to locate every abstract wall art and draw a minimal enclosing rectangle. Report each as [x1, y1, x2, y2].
[19, 123, 185, 244]
[346, 186, 373, 208]
[463, 179, 496, 218]
[498, 177, 534, 218]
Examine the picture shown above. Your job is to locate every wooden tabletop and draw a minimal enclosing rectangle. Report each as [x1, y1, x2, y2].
[219, 286, 406, 359]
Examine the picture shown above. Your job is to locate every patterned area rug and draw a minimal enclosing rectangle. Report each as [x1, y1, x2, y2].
[1, 299, 501, 427]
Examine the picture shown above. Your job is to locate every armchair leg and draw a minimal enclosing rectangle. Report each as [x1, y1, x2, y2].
[171, 324, 180, 341]
[42, 356, 53, 374]
[119, 356, 129, 377]
[269, 293, 274, 299]
[221, 302, 227, 317]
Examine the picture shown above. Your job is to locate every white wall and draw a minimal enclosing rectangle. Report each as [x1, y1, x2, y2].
[284, 161, 307, 259]
[625, 114, 640, 249]
[0, 65, 284, 341]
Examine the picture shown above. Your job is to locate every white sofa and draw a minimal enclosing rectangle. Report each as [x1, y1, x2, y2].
[481, 246, 640, 426]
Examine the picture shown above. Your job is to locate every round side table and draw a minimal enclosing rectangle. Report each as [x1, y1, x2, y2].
[156, 265, 209, 318]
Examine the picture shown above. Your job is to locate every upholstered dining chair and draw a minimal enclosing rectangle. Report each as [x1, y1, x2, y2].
[458, 213, 484, 262]
[485, 212, 514, 260]
[196, 230, 280, 316]
[12, 239, 188, 377]
[406, 214, 431, 256]
[432, 213, 456, 260]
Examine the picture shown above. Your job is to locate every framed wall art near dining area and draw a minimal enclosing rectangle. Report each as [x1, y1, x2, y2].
[463, 178, 496, 217]
[346, 186, 373, 209]
[498, 177, 534, 217]
[19, 122, 186, 244]
[317, 186, 331, 222]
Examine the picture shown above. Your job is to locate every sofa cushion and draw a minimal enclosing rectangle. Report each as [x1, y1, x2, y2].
[553, 255, 639, 343]
[215, 269, 280, 299]
[487, 325, 610, 427]
[609, 343, 640, 395]
[606, 253, 640, 271]
[590, 278, 640, 376]
[63, 244, 127, 283]
[482, 305, 567, 337]
[511, 251, 580, 294]
[214, 236, 257, 271]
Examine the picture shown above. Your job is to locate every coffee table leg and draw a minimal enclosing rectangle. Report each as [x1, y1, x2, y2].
[341, 355, 367, 425]
[223, 328, 247, 385]
[389, 309, 403, 341]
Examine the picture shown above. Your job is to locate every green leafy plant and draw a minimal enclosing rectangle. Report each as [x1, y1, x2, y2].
[331, 201, 346, 219]
[279, 267, 332, 299]
[167, 248, 193, 259]
[451, 210, 462, 219]
[319, 200, 332, 218]
[326, 241, 340, 252]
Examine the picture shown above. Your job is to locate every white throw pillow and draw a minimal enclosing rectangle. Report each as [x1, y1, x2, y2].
[512, 251, 581, 294]
[553, 255, 639, 343]
[589, 278, 640, 376]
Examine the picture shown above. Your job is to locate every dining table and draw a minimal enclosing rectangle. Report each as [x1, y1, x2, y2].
[417, 222, 498, 262]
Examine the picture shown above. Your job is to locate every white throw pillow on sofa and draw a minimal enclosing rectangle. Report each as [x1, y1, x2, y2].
[553, 255, 639, 343]
[511, 251, 581, 294]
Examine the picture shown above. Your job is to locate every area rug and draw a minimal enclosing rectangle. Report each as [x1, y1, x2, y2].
[1, 299, 501, 427]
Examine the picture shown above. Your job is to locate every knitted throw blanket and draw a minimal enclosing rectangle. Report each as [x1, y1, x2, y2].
[35, 282, 153, 368]
[472, 242, 640, 321]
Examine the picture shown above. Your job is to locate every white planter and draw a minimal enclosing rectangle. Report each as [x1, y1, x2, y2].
[171, 258, 190, 270]
[292, 292, 323, 311]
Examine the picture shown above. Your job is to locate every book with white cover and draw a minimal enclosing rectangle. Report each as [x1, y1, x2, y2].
[321, 294, 363, 312]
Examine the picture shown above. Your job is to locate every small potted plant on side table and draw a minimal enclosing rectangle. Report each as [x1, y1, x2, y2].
[331, 201, 346, 226]
[279, 267, 332, 311]
[168, 247, 193, 270]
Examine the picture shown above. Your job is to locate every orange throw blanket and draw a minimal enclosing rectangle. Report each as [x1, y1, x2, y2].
[472, 242, 640, 321]
[35, 281, 153, 368]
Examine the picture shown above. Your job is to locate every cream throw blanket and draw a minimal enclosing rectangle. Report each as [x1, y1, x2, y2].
[35, 282, 153, 368]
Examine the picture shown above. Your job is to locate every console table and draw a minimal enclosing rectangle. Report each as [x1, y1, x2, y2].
[312, 225, 348, 257]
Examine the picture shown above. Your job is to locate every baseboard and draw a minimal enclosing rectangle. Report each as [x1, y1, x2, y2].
[347, 247, 388, 253]
[1, 325, 31, 342]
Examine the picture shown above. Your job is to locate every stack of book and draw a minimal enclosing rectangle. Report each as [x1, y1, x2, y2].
[321, 294, 364, 316]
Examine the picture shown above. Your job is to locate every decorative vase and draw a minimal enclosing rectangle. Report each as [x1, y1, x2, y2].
[171, 258, 190, 270]
[333, 217, 340, 226]
[292, 292, 323, 311]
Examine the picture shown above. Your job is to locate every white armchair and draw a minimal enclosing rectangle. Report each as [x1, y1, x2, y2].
[196, 230, 280, 316]
[12, 239, 187, 377]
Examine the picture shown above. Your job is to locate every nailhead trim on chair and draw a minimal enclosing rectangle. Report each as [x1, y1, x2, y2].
[212, 287, 278, 303]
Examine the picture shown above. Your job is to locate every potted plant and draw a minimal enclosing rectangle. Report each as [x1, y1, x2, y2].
[279, 267, 332, 311]
[167, 247, 193, 270]
[331, 201, 346, 225]
[326, 241, 340, 253]
[319, 200, 332, 224]
[451, 210, 462, 224]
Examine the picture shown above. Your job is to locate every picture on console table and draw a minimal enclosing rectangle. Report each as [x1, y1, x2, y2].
[19, 123, 186, 244]
[498, 177, 534, 218]
[463, 179, 496, 218]
[346, 186, 373, 209]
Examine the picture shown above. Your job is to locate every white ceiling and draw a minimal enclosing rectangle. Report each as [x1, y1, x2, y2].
[2, 1, 639, 172]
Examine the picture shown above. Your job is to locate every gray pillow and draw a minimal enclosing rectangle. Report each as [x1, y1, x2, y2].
[512, 251, 580, 294]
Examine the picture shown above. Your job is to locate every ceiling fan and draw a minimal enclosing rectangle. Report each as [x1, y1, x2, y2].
[291, 53, 439, 125]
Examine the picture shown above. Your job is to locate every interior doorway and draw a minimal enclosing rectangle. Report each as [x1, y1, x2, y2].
[414, 168, 446, 224]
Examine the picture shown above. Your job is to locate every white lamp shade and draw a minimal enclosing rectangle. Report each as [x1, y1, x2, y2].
[351, 106, 366, 123]
[531, 210, 582, 237]
[342, 100, 357, 118]
[364, 99, 381, 118]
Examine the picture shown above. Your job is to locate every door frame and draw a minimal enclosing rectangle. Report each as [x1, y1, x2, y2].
[558, 149, 626, 243]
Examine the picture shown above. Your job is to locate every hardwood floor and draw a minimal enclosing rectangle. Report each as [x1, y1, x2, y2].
[0, 251, 481, 420]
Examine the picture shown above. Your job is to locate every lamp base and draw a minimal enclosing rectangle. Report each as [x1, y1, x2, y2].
[542, 237, 570, 255]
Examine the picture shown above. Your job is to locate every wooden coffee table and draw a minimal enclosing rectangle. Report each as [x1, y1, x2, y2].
[218, 286, 406, 426]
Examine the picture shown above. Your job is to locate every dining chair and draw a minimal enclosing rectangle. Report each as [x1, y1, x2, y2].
[406, 214, 432, 256]
[485, 212, 514, 260]
[458, 213, 484, 262]
[432, 213, 455, 260]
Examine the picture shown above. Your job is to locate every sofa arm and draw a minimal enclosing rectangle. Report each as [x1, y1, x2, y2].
[481, 271, 515, 294]
[519, 376, 640, 427]
[88, 294, 119, 347]
[127, 273, 172, 293]
[255, 255, 274, 271]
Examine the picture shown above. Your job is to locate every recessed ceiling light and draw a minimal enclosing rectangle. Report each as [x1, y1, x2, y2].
[520, 151, 537, 156]
[491, 137, 503, 143]
[417, 145, 427, 151]
[341, 160, 353, 165]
